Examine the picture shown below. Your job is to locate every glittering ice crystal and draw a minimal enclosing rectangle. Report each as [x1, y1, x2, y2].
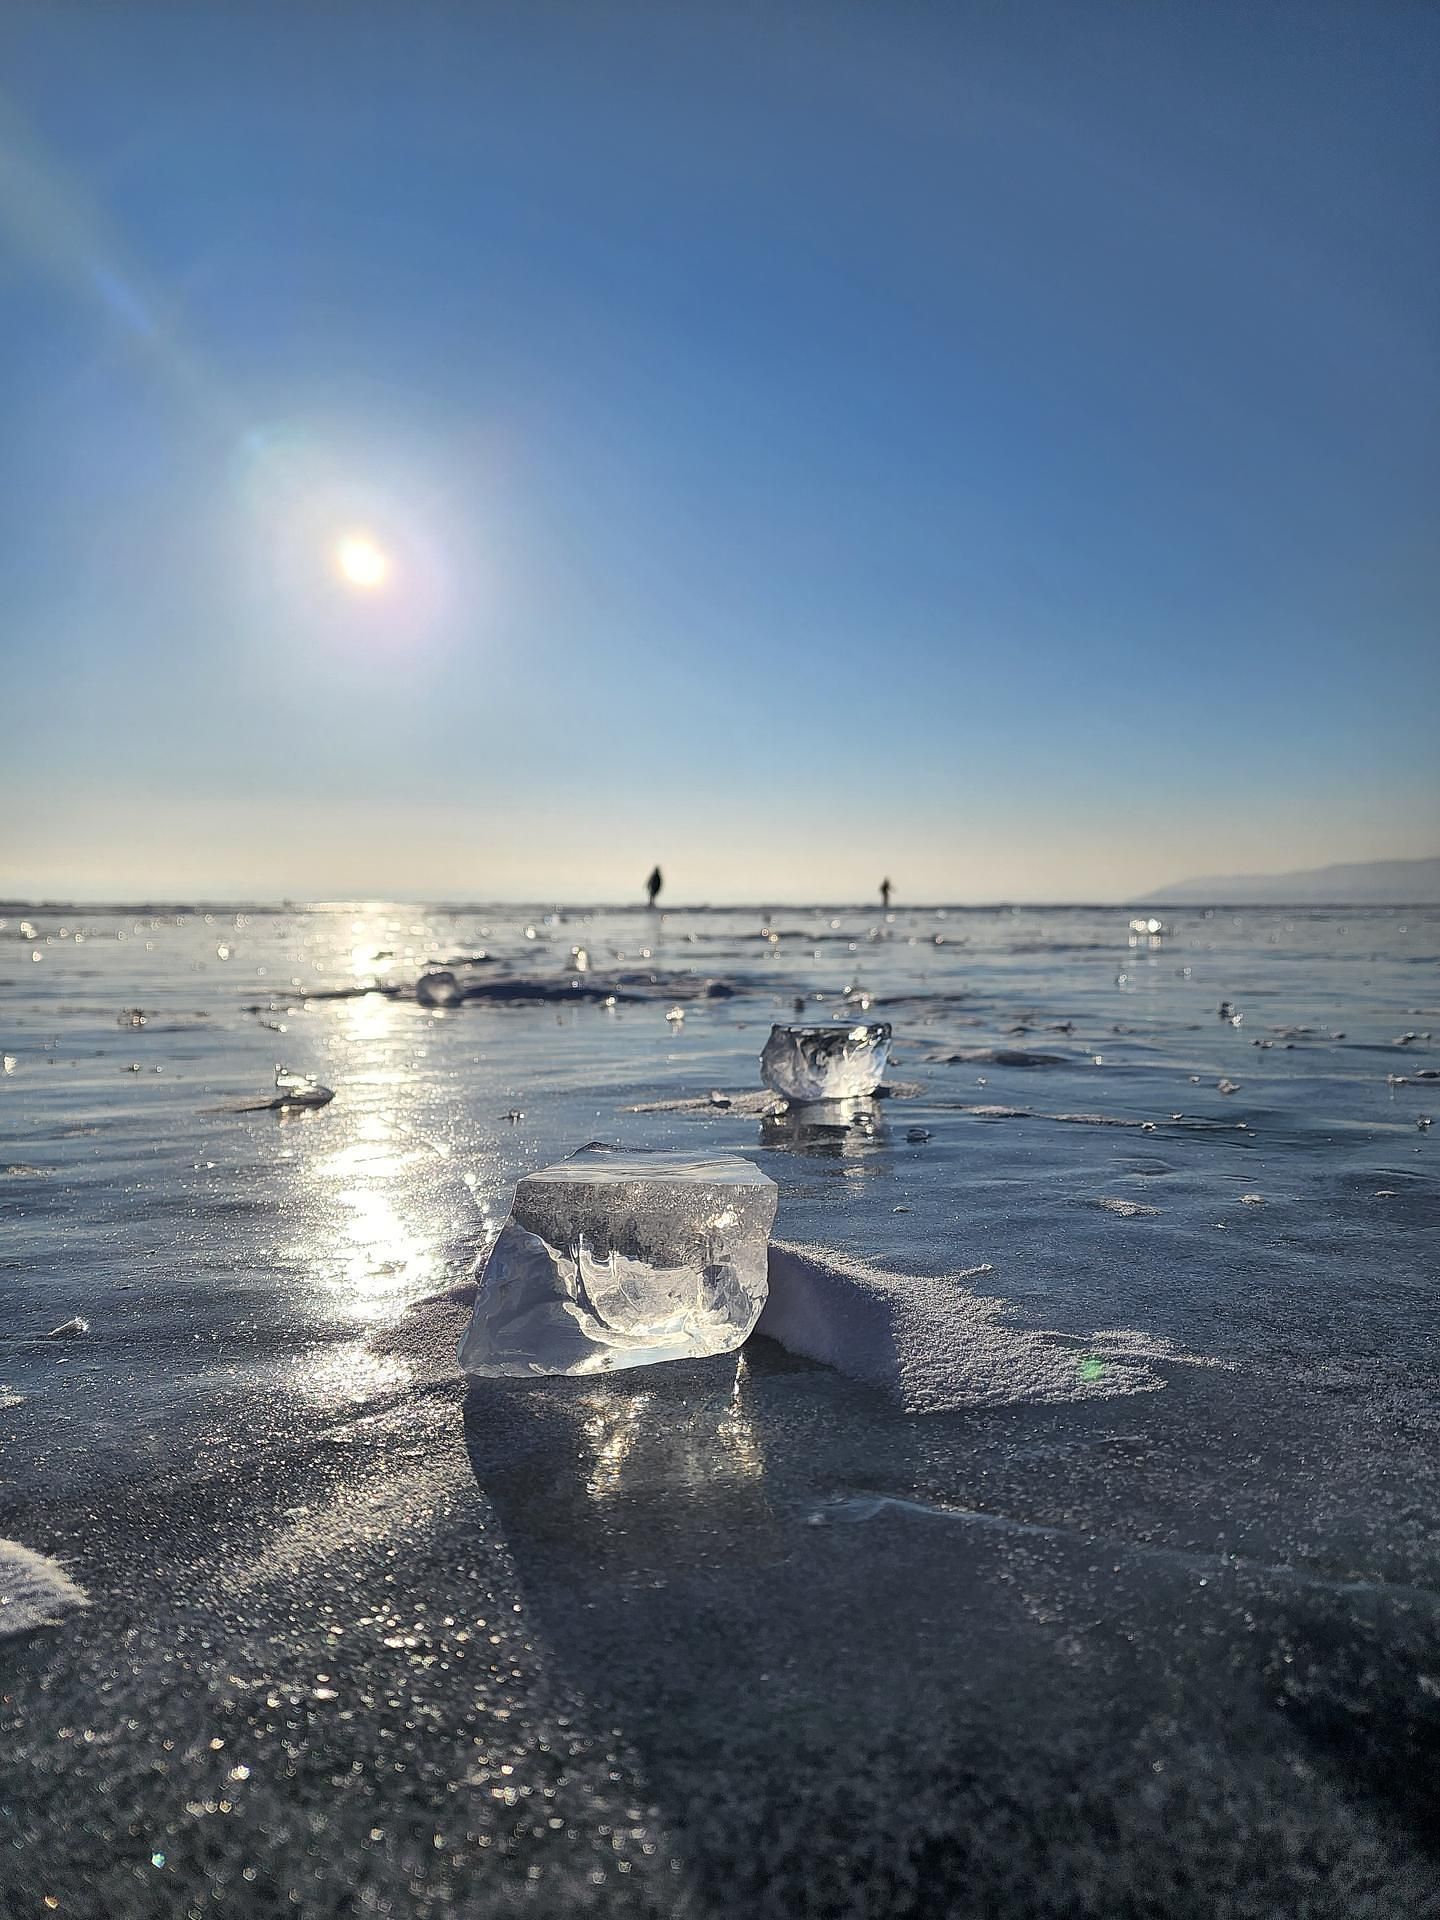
[760, 1022, 893, 1103]
[458, 1147, 779, 1377]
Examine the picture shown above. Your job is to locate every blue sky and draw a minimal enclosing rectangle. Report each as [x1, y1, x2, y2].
[2, 1, 1436, 902]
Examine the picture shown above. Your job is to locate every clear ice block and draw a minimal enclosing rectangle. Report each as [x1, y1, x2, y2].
[760, 1021, 892, 1103]
[458, 1147, 779, 1377]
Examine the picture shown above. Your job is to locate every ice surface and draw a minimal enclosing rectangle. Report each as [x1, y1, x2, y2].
[459, 1146, 778, 1376]
[760, 1021, 892, 1102]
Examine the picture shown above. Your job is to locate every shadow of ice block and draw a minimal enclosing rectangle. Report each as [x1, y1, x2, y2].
[760, 1021, 893, 1103]
[458, 1146, 779, 1377]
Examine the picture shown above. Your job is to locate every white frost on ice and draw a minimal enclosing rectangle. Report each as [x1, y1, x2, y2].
[0, 1539, 88, 1639]
[758, 1241, 1174, 1412]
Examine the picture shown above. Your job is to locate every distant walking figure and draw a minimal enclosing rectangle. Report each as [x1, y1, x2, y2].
[880, 877, 892, 909]
[646, 865, 663, 908]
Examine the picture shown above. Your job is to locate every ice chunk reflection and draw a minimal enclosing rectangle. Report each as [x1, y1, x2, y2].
[761, 1096, 885, 1157]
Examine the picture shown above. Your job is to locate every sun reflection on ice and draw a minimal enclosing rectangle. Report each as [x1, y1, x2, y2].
[292, 1342, 414, 1409]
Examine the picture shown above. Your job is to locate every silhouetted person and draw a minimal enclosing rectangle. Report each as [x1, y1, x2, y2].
[880, 877, 892, 909]
[646, 865, 663, 908]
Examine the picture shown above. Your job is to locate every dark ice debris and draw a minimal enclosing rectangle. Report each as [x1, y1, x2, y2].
[460, 978, 645, 1005]
[926, 1047, 1067, 1067]
[118, 1009, 147, 1028]
[297, 984, 406, 1003]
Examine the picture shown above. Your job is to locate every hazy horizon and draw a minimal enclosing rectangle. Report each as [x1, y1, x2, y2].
[3, 2, 1437, 903]
[6, 849, 1440, 914]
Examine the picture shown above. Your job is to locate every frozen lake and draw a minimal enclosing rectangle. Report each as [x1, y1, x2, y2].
[2, 900, 1437, 1915]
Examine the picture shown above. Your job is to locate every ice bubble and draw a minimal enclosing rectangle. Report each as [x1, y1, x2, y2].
[760, 1022, 892, 1103]
[459, 1146, 778, 1377]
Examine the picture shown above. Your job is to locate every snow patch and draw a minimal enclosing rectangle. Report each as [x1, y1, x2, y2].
[758, 1242, 1169, 1413]
[0, 1539, 88, 1639]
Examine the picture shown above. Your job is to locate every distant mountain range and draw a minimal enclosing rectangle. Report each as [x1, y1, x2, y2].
[1148, 854, 1440, 905]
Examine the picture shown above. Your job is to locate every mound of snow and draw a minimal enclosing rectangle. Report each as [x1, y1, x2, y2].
[0, 1538, 88, 1639]
[758, 1242, 1170, 1413]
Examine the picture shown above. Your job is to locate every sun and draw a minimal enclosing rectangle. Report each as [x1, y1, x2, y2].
[335, 532, 390, 591]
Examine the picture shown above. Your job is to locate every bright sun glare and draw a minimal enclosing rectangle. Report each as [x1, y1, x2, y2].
[335, 533, 390, 591]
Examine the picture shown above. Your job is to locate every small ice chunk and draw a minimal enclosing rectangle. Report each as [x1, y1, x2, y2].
[272, 1067, 334, 1109]
[416, 969, 463, 1007]
[760, 1022, 892, 1103]
[459, 1146, 778, 1377]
